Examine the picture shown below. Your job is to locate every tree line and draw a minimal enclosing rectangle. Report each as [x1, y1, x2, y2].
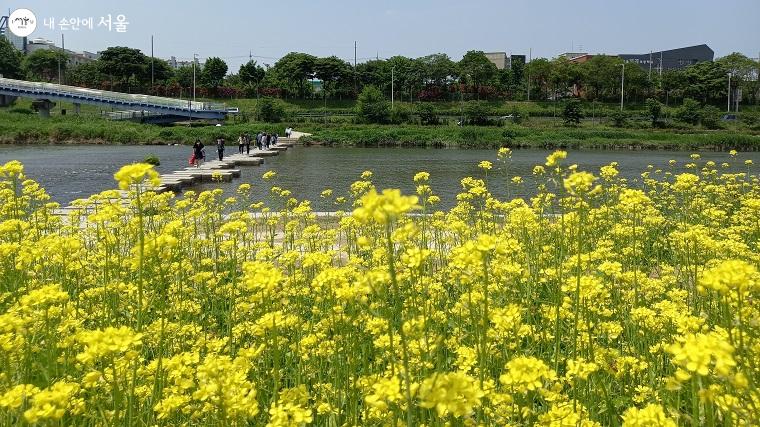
[0, 37, 758, 107]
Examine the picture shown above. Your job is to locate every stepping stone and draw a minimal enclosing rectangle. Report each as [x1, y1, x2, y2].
[232, 157, 263, 166]
[255, 150, 279, 157]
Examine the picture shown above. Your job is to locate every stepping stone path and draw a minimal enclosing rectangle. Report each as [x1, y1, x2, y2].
[55, 137, 302, 215]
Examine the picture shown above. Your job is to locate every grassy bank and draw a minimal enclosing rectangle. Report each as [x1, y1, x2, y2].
[301, 123, 760, 150]
[1, 107, 759, 150]
[0, 109, 284, 145]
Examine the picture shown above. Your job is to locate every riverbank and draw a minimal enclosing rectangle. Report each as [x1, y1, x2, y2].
[300, 124, 760, 150]
[2, 108, 760, 150]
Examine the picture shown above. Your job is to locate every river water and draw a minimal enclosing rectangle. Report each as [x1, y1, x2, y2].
[0, 145, 757, 210]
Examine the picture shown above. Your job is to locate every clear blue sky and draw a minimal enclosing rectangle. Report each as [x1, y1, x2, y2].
[7, 0, 760, 72]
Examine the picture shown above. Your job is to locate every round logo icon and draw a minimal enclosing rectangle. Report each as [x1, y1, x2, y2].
[8, 8, 37, 37]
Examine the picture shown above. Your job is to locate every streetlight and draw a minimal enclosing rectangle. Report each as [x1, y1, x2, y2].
[619, 62, 625, 111]
[189, 53, 198, 124]
[727, 72, 732, 113]
[192, 53, 198, 103]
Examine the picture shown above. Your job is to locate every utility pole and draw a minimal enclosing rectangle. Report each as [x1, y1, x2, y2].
[58, 34, 64, 84]
[648, 51, 652, 81]
[354, 41, 358, 95]
[727, 72, 732, 113]
[193, 53, 198, 103]
[659, 51, 663, 78]
[620, 62, 625, 111]
[527, 48, 531, 101]
[151, 35, 154, 87]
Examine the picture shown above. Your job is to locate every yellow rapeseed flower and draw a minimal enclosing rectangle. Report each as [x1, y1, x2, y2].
[113, 163, 160, 190]
[352, 189, 419, 225]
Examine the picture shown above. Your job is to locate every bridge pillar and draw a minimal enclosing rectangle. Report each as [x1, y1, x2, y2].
[31, 99, 56, 118]
[0, 95, 17, 107]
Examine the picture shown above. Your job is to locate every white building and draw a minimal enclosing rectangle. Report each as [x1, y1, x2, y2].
[167, 55, 204, 69]
[25, 38, 100, 66]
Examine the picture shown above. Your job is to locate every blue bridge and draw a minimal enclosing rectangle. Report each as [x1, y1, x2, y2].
[0, 77, 235, 123]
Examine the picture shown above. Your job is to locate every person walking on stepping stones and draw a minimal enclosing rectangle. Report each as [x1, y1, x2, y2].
[216, 137, 225, 161]
[238, 134, 245, 154]
[192, 139, 205, 168]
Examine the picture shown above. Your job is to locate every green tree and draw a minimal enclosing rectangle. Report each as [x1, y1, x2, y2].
[150, 59, 174, 85]
[22, 49, 67, 82]
[386, 56, 416, 101]
[458, 51, 498, 99]
[645, 98, 663, 127]
[357, 59, 390, 91]
[496, 67, 514, 93]
[173, 66, 194, 89]
[562, 99, 583, 126]
[356, 85, 390, 123]
[418, 53, 456, 87]
[718, 52, 759, 106]
[68, 62, 104, 88]
[0, 37, 22, 78]
[314, 56, 353, 98]
[510, 56, 525, 92]
[201, 57, 228, 89]
[675, 98, 702, 125]
[581, 55, 622, 100]
[661, 69, 686, 104]
[98, 46, 149, 91]
[549, 57, 573, 97]
[239, 60, 265, 87]
[271, 52, 316, 98]
[682, 61, 727, 103]
[526, 57, 552, 99]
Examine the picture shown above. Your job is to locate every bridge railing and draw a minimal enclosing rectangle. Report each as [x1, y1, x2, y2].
[102, 110, 170, 120]
[0, 77, 226, 112]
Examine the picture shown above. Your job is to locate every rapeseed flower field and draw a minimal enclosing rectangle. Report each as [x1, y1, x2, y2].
[0, 150, 758, 426]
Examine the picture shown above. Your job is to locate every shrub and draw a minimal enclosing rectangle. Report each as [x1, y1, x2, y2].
[257, 97, 285, 123]
[501, 126, 519, 143]
[356, 86, 390, 124]
[609, 110, 627, 128]
[417, 103, 440, 126]
[740, 113, 758, 126]
[458, 127, 492, 147]
[645, 98, 663, 127]
[509, 105, 525, 124]
[562, 99, 583, 126]
[143, 154, 161, 166]
[700, 105, 722, 130]
[675, 98, 702, 125]
[7, 107, 31, 114]
[390, 104, 413, 124]
[464, 101, 491, 126]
